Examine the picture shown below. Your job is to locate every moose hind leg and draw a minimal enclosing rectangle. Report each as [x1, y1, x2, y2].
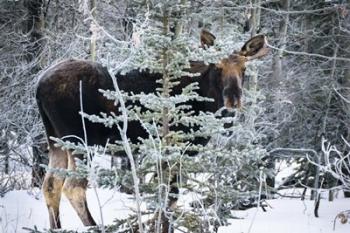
[62, 153, 96, 226]
[42, 147, 68, 229]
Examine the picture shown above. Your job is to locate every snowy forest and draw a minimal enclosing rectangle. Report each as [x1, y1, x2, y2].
[0, 0, 350, 232]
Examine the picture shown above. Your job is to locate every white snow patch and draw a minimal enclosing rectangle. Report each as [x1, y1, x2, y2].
[0, 188, 349, 233]
[0, 188, 133, 232]
[219, 198, 350, 233]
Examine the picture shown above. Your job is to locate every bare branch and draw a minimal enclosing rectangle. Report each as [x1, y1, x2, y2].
[267, 41, 350, 62]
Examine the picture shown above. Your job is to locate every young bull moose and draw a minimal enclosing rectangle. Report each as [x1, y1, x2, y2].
[36, 31, 268, 229]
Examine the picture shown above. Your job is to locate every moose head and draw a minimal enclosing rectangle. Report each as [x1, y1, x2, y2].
[199, 29, 269, 110]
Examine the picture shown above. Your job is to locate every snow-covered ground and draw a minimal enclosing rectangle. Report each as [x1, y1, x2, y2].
[220, 197, 349, 233]
[0, 188, 349, 233]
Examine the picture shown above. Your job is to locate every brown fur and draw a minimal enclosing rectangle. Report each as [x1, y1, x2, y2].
[62, 153, 95, 227]
[216, 55, 247, 109]
[42, 147, 67, 229]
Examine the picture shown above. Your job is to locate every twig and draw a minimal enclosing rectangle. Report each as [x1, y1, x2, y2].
[80, 81, 106, 232]
[110, 69, 144, 233]
[266, 41, 350, 62]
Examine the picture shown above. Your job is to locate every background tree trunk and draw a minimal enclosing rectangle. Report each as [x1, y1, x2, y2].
[90, 0, 97, 61]
[31, 136, 48, 187]
[267, 0, 290, 189]
[25, 0, 47, 187]
[24, 0, 44, 62]
[0, 131, 10, 175]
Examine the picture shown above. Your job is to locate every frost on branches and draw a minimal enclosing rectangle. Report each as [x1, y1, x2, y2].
[38, 1, 272, 232]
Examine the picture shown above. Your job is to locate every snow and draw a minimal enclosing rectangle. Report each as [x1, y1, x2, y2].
[0, 188, 134, 233]
[219, 198, 349, 233]
[0, 188, 349, 233]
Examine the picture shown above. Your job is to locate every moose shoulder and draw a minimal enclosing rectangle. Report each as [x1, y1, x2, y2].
[36, 31, 268, 229]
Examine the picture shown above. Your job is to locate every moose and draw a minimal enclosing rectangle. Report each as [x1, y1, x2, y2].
[35, 30, 269, 229]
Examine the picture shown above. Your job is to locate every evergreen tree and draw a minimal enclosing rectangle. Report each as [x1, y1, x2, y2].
[82, 1, 271, 232]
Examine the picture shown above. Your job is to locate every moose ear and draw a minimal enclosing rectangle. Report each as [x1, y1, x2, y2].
[240, 34, 269, 59]
[200, 29, 216, 48]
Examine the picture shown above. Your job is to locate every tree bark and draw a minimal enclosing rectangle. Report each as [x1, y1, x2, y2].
[24, 0, 44, 62]
[31, 136, 48, 187]
[267, 0, 290, 189]
[24, 0, 47, 187]
[272, 0, 289, 83]
[0, 132, 10, 175]
[90, 0, 97, 61]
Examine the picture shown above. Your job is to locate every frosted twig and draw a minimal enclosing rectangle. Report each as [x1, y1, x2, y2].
[80, 81, 106, 232]
[266, 41, 350, 62]
[110, 69, 144, 233]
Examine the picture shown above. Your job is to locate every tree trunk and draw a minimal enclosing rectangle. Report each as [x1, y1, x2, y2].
[24, 0, 44, 62]
[90, 0, 97, 61]
[24, 0, 46, 187]
[0, 132, 10, 175]
[272, 0, 289, 83]
[31, 135, 48, 187]
[340, 51, 350, 198]
[267, 0, 290, 189]
[246, 0, 261, 92]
